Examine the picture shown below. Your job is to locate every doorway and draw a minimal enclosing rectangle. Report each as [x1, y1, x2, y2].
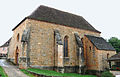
[15, 47, 19, 65]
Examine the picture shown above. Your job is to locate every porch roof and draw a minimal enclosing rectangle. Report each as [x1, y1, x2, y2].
[107, 52, 120, 61]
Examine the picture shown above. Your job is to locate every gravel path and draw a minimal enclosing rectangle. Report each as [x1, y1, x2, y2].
[0, 59, 29, 77]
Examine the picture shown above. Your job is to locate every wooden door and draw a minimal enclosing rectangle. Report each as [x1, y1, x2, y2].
[15, 47, 19, 65]
[15, 52, 19, 64]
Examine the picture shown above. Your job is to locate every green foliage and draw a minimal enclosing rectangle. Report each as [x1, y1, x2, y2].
[27, 68, 96, 77]
[0, 66, 8, 77]
[108, 37, 120, 53]
[101, 71, 115, 77]
[20, 69, 35, 77]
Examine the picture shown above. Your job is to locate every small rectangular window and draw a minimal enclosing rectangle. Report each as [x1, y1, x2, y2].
[89, 46, 92, 52]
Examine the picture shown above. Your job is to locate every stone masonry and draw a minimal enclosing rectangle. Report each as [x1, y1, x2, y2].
[8, 5, 116, 73]
[8, 18, 100, 72]
[83, 36, 116, 71]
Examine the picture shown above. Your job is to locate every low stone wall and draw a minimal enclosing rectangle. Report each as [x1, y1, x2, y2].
[8, 58, 14, 63]
[85, 70, 102, 77]
[30, 66, 54, 71]
[7, 58, 16, 65]
[30, 66, 80, 73]
[27, 70, 61, 77]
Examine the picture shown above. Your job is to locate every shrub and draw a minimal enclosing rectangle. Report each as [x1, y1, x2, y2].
[101, 71, 115, 77]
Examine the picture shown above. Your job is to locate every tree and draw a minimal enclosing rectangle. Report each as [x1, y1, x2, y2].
[108, 37, 120, 53]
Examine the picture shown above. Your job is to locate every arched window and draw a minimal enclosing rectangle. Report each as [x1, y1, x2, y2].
[64, 36, 69, 57]
[17, 33, 20, 42]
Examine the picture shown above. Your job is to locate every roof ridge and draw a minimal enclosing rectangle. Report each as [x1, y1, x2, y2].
[28, 5, 83, 19]
[12, 5, 101, 33]
[39, 5, 83, 17]
[85, 35, 102, 38]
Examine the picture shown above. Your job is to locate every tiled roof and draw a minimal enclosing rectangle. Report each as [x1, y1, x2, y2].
[86, 35, 116, 51]
[0, 38, 11, 47]
[12, 5, 100, 33]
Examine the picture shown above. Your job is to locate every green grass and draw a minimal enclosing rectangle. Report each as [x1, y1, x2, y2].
[26, 68, 96, 77]
[20, 69, 35, 77]
[0, 66, 8, 77]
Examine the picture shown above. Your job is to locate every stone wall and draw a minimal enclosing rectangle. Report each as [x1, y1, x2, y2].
[8, 20, 27, 64]
[8, 18, 100, 71]
[97, 50, 116, 71]
[83, 36, 99, 71]
[83, 36, 116, 71]
[26, 19, 100, 68]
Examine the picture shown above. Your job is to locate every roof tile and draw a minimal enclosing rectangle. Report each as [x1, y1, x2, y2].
[12, 5, 100, 33]
[86, 35, 115, 51]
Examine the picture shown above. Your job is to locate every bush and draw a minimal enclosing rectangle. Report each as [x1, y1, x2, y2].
[101, 71, 115, 77]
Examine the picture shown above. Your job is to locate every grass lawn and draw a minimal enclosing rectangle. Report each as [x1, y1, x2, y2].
[0, 66, 8, 77]
[20, 69, 35, 77]
[26, 68, 96, 77]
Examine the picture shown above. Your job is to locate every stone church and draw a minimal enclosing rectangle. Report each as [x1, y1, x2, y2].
[8, 5, 116, 73]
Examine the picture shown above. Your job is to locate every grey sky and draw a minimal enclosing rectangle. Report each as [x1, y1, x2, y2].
[0, 0, 120, 45]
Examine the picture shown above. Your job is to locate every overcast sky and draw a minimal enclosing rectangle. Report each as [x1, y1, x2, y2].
[0, 0, 120, 45]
